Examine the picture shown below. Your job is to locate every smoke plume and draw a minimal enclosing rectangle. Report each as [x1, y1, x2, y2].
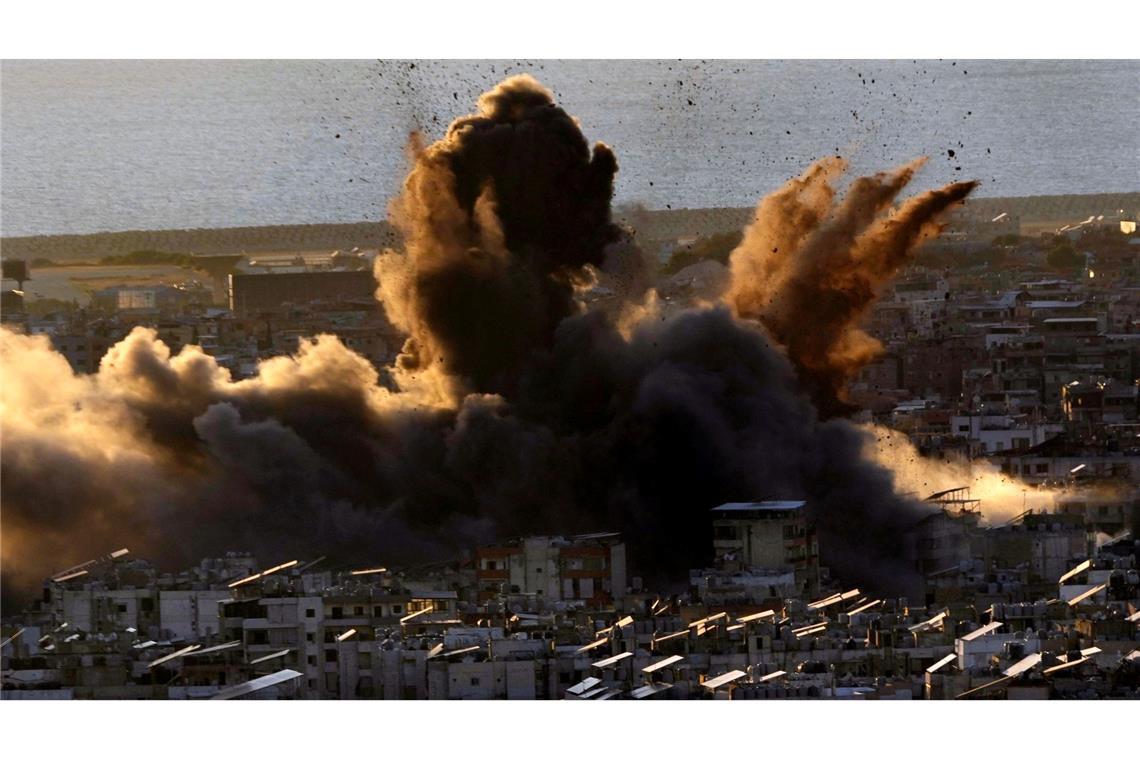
[726, 158, 978, 417]
[3, 75, 981, 608]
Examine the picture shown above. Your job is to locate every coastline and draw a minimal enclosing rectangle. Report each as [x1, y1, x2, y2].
[2, 191, 1138, 262]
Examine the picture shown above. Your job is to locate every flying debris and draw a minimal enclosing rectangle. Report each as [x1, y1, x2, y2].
[1, 74, 979, 607]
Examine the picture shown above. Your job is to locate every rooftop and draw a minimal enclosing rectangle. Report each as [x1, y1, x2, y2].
[712, 501, 806, 513]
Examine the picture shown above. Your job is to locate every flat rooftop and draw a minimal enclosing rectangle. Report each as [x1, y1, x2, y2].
[711, 501, 806, 513]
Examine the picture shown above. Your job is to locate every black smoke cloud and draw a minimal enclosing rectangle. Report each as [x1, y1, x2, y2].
[1, 75, 972, 608]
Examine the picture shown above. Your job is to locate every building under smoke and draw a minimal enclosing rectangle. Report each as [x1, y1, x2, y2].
[228, 269, 377, 315]
[1, 74, 982, 612]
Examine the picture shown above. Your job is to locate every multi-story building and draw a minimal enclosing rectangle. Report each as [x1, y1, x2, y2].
[709, 501, 819, 598]
[474, 534, 627, 606]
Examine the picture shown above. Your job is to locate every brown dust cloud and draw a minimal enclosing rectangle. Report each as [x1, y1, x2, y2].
[2, 76, 998, 607]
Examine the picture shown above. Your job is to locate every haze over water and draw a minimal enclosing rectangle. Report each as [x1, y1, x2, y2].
[2, 59, 1137, 237]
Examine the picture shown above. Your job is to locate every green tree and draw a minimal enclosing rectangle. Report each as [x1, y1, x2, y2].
[1045, 243, 1083, 271]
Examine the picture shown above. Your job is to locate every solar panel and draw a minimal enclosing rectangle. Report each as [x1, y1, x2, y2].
[1002, 652, 1041, 677]
[1126, 610, 1140, 623]
[959, 621, 1003, 641]
[148, 644, 201, 669]
[630, 682, 672, 699]
[249, 648, 291, 665]
[703, 670, 747, 689]
[350, 567, 387, 576]
[228, 560, 299, 588]
[757, 670, 786, 683]
[652, 630, 688, 645]
[908, 611, 948, 633]
[847, 599, 883, 616]
[336, 629, 357, 642]
[210, 669, 303, 700]
[1080, 646, 1101, 657]
[0, 629, 24, 648]
[793, 622, 828, 637]
[1043, 657, 1088, 675]
[400, 608, 431, 623]
[1057, 559, 1091, 585]
[577, 637, 610, 653]
[566, 676, 602, 696]
[187, 641, 241, 657]
[807, 594, 843, 610]
[642, 654, 684, 673]
[429, 646, 480, 660]
[688, 612, 728, 628]
[954, 675, 1012, 700]
[737, 610, 776, 624]
[1066, 583, 1107, 607]
[926, 653, 957, 674]
[592, 651, 634, 669]
[52, 570, 89, 583]
[578, 686, 610, 700]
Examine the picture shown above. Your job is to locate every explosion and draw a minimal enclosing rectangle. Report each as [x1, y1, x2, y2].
[2, 75, 985, 607]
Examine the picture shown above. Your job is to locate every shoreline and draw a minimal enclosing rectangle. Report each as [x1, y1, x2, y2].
[2, 191, 1138, 262]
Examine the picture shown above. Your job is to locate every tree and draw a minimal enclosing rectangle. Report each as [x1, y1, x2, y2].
[1046, 243, 1083, 271]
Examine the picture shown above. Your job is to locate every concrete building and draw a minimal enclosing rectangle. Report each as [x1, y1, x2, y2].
[474, 534, 627, 606]
[710, 502, 819, 597]
[228, 270, 376, 315]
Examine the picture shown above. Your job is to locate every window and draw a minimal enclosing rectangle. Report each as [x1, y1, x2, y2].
[373, 606, 384, 617]
[325, 649, 338, 663]
[330, 606, 343, 620]
[305, 608, 315, 618]
[470, 677, 480, 686]
[306, 633, 315, 643]
[391, 604, 402, 615]
[354, 606, 364, 616]
[308, 655, 317, 666]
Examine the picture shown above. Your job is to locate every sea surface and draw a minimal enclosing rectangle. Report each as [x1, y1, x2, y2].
[2, 59, 1137, 238]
